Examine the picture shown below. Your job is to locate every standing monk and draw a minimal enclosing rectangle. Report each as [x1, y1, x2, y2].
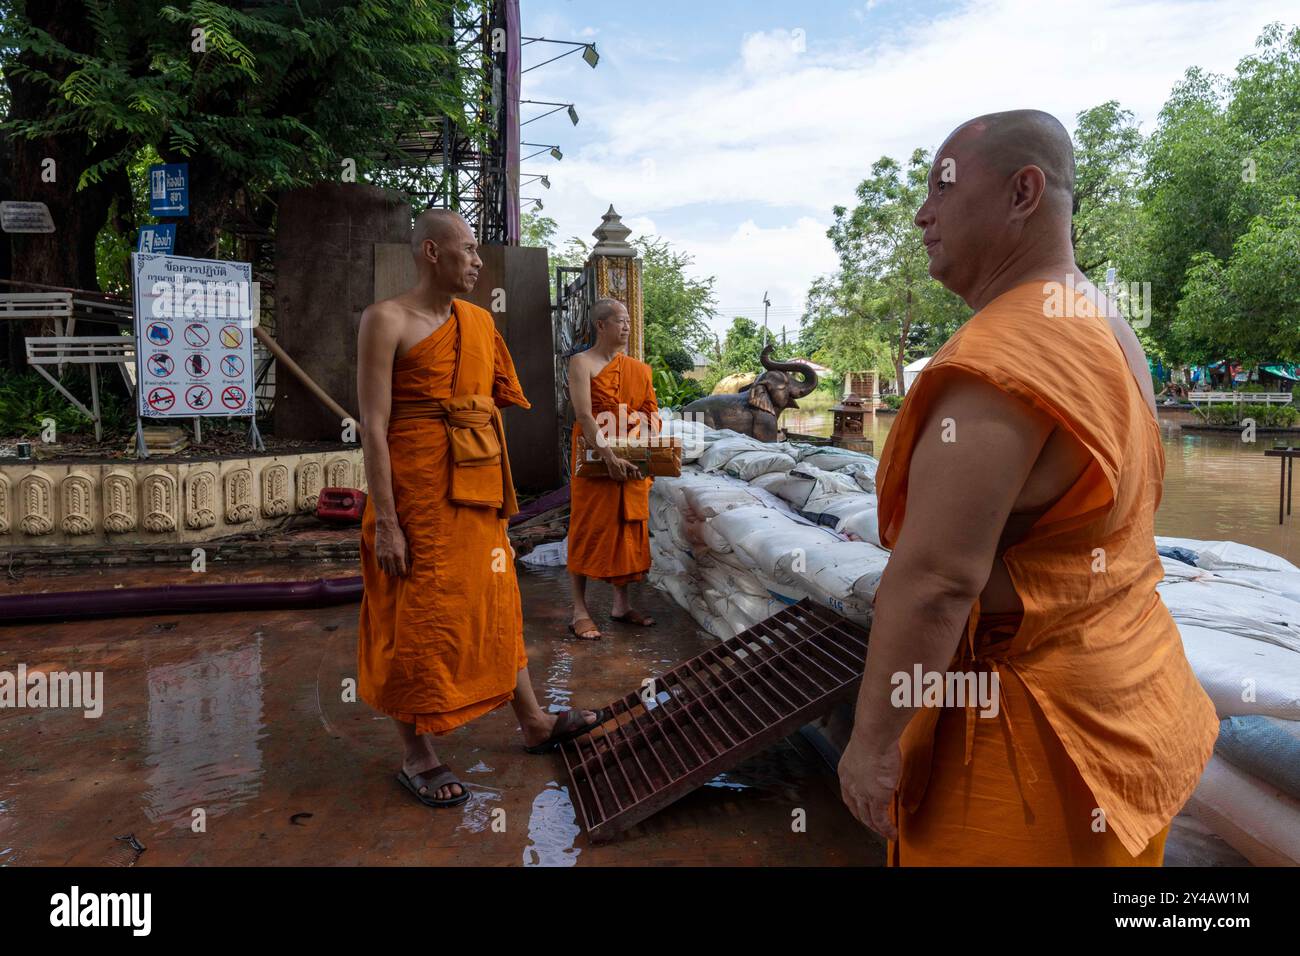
[357, 209, 599, 808]
[566, 298, 659, 640]
[837, 110, 1218, 864]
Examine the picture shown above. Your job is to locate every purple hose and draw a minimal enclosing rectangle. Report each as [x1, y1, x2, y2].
[0, 576, 363, 624]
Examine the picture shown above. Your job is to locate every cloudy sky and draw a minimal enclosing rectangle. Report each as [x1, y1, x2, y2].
[520, 0, 1295, 343]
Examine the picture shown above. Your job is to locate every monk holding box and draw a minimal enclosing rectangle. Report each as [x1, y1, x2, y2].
[356, 209, 599, 808]
[837, 110, 1218, 864]
[566, 298, 659, 640]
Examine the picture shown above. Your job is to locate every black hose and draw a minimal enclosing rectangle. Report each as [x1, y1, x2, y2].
[0, 576, 363, 625]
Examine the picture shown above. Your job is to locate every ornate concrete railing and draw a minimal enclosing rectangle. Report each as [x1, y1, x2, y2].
[0, 447, 365, 548]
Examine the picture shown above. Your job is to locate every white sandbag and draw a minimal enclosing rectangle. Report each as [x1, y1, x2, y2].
[748, 471, 788, 494]
[1184, 754, 1300, 866]
[698, 436, 766, 472]
[837, 458, 879, 492]
[652, 570, 697, 612]
[725, 592, 789, 629]
[1159, 555, 1211, 583]
[799, 448, 876, 472]
[1160, 580, 1300, 653]
[711, 509, 840, 577]
[839, 507, 881, 546]
[807, 492, 877, 524]
[695, 555, 772, 600]
[1205, 569, 1300, 606]
[696, 519, 733, 554]
[1156, 536, 1300, 574]
[763, 472, 818, 509]
[650, 538, 692, 576]
[688, 595, 737, 639]
[1179, 624, 1300, 719]
[793, 541, 890, 606]
[520, 538, 567, 567]
[658, 416, 711, 461]
[723, 449, 796, 480]
[684, 484, 766, 519]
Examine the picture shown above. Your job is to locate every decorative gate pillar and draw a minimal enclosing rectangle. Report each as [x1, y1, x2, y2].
[587, 206, 644, 361]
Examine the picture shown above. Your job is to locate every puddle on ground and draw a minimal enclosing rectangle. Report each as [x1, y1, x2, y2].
[143, 639, 267, 828]
[522, 781, 580, 867]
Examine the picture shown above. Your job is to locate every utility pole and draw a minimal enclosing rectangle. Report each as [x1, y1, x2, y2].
[762, 291, 771, 343]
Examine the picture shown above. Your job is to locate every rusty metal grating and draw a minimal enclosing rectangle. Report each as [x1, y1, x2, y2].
[561, 599, 870, 842]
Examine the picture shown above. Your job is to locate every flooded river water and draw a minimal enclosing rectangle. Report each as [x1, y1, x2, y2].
[782, 406, 1300, 566]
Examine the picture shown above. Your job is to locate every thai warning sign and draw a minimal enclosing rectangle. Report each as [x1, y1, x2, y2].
[133, 252, 255, 418]
[145, 386, 176, 412]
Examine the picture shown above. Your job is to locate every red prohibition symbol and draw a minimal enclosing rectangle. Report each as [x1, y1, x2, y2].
[148, 353, 174, 377]
[185, 384, 212, 410]
[221, 385, 247, 409]
[219, 324, 243, 348]
[146, 322, 173, 346]
[183, 323, 210, 347]
[146, 386, 175, 412]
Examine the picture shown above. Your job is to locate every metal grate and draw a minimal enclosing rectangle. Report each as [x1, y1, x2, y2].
[561, 599, 870, 842]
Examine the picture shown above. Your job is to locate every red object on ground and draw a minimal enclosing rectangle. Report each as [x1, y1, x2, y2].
[317, 487, 366, 524]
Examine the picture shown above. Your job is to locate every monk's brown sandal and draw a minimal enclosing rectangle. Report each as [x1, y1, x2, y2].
[568, 617, 602, 640]
[611, 609, 655, 627]
[523, 707, 611, 754]
[397, 765, 470, 809]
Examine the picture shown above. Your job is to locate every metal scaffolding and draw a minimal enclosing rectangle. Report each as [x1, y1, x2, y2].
[385, 0, 515, 244]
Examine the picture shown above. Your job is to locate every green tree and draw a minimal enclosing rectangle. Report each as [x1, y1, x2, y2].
[814, 150, 969, 386]
[1173, 197, 1300, 364]
[1135, 23, 1300, 364]
[1, 0, 476, 303]
[635, 235, 715, 377]
[1071, 100, 1144, 279]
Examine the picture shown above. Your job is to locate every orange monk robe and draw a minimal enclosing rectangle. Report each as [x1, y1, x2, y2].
[874, 280, 1219, 866]
[567, 352, 658, 586]
[358, 299, 530, 735]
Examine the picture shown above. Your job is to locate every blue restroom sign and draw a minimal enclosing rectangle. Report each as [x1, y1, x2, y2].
[148, 163, 189, 217]
[137, 223, 176, 253]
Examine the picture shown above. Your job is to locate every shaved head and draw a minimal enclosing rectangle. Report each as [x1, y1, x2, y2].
[591, 298, 626, 326]
[410, 207, 481, 295]
[946, 109, 1076, 214]
[590, 297, 630, 348]
[411, 208, 471, 259]
[915, 108, 1080, 307]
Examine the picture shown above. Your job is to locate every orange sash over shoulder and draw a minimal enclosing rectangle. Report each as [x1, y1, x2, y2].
[875, 280, 1218, 859]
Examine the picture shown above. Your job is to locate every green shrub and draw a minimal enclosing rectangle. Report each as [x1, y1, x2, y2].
[883, 394, 903, 410]
[1203, 402, 1299, 427]
[0, 368, 134, 439]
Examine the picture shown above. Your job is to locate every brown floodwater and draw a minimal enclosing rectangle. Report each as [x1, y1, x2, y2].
[782, 406, 1300, 566]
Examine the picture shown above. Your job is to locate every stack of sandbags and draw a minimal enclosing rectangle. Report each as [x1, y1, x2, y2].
[1155, 535, 1300, 866]
[647, 424, 890, 638]
[1184, 752, 1300, 866]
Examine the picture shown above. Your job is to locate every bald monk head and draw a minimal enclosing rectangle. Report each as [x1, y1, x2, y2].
[411, 208, 482, 295]
[590, 297, 630, 350]
[915, 109, 1077, 309]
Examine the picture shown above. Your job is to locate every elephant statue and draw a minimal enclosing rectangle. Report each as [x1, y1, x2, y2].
[682, 345, 818, 442]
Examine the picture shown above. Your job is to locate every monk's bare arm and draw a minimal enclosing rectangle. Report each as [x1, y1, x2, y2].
[357, 304, 402, 527]
[570, 355, 627, 476]
[851, 374, 1055, 749]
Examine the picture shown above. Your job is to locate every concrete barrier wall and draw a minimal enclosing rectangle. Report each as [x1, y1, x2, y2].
[0, 447, 365, 548]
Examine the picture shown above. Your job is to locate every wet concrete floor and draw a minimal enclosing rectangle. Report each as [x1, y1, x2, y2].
[0, 561, 881, 866]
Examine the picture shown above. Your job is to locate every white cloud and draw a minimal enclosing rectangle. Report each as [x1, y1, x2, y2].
[531, 0, 1296, 339]
[740, 28, 807, 74]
